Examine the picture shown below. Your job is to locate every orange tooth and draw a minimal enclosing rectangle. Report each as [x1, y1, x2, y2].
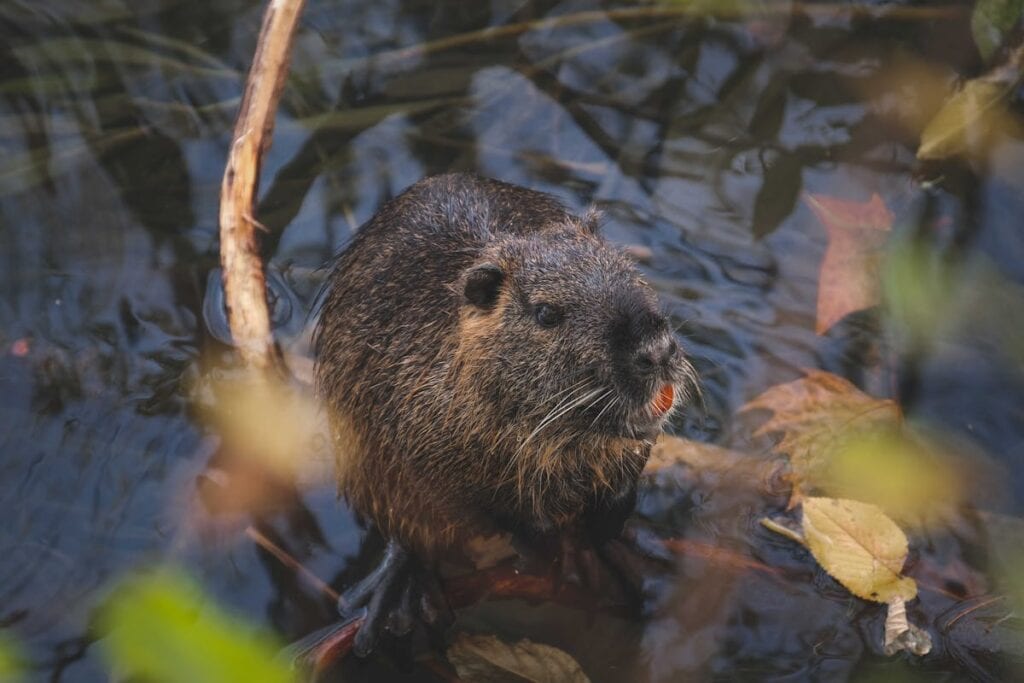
[653, 384, 675, 416]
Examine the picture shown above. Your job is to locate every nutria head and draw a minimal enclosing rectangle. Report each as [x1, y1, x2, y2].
[450, 217, 696, 526]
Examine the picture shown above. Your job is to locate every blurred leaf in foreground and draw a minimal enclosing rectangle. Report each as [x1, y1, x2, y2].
[0, 634, 24, 681]
[190, 369, 330, 525]
[881, 241, 953, 350]
[741, 370, 900, 502]
[883, 242, 1024, 366]
[447, 633, 590, 683]
[98, 569, 294, 683]
[917, 42, 1024, 161]
[804, 192, 893, 335]
[972, 0, 1024, 61]
[201, 371, 323, 477]
[822, 427, 963, 523]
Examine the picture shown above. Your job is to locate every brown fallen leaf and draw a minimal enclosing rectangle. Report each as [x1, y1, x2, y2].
[804, 193, 893, 335]
[741, 370, 901, 502]
[644, 434, 750, 474]
[447, 633, 590, 683]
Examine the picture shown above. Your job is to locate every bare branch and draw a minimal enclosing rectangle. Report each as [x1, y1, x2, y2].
[218, 0, 306, 370]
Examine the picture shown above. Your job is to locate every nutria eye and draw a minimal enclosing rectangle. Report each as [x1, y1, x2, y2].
[533, 303, 563, 328]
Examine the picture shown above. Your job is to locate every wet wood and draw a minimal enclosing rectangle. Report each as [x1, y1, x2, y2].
[219, 0, 305, 370]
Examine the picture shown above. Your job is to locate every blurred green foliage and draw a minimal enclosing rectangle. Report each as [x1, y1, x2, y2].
[0, 634, 24, 681]
[823, 426, 961, 523]
[972, 0, 1024, 61]
[883, 241, 1024, 366]
[98, 569, 295, 683]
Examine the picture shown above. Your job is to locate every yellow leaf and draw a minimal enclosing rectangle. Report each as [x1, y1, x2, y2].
[917, 73, 1021, 161]
[801, 497, 917, 603]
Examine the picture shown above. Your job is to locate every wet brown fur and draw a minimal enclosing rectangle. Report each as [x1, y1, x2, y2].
[315, 174, 693, 558]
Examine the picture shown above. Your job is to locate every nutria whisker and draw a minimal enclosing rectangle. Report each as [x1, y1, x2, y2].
[589, 394, 620, 432]
[516, 385, 605, 456]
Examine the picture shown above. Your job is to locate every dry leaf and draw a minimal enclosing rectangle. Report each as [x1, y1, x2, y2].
[883, 597, 933, 656]
[741, 370, 901, 497]
[801, 497, 917, 603]
[645, 435, 749, 474]
[804, 193, 892, 335]
[447, 633, 590, 683]
[917, 43, 1024, 160]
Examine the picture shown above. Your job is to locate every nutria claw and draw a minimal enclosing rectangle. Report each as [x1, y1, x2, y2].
[338, 539, 451, 656]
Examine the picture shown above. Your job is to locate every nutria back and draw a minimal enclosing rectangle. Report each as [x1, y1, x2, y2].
[315, 174, 691, 556]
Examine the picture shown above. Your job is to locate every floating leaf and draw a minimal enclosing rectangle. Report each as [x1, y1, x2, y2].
[801, 497, 917, 603]
[645, 434, 748, 474]
[917, 43, 1024, 161]
[447, 633, 590, 683]
[741, 370, 900, 497]
[98, 569, 295, 683]
[971, 0, 1024, 61]
[804, 193, 892, 334]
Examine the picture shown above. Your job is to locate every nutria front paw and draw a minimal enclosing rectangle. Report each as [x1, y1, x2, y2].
[338, 539, 452, 656]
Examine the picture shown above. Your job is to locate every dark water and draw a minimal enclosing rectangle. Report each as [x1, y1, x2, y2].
[2, 0, 1023, 680]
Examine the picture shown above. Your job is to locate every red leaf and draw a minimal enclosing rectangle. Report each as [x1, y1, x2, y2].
[804, 193, 893, 334]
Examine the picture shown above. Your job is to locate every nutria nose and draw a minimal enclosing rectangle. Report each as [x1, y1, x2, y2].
[632, 335, 677, 375]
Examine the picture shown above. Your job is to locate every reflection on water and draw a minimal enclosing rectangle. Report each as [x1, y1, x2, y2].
[1, 0, 1023, 680]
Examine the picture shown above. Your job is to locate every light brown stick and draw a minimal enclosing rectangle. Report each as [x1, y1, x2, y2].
[219, 0, 306, 370]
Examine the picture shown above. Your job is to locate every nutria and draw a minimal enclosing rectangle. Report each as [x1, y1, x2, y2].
[314, 173, 693, 653]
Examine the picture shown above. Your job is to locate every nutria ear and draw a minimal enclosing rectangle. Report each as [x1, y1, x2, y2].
[463, 263, 504, 308]
[580, 208, 602, 235]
